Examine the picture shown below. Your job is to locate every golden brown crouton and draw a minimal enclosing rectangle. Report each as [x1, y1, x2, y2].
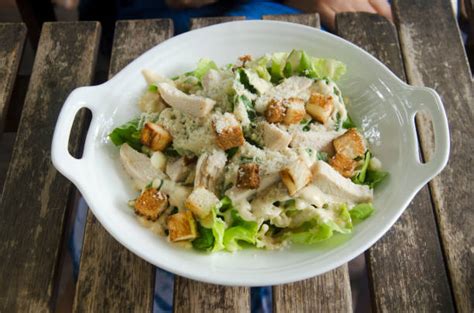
[306, 92, 334, 124]
[185, 187, 219, 219]
[280, 158, 312, 196]
[333, 128, 366, 159]
[134, 188, 168, 221]
[329, 153, 357, 178]
[265, 99, 285, 123]
[236, 163, 260, 189]
[140, 122, 172, 151]
[212, 113, 245, 150]
[239, 54, 252, 65]
[282, 97, 305, 125]
[167, 211, 197, 242]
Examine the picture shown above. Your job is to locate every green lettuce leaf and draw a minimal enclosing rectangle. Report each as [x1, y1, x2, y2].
[193, 58, 218, 80]
[343, 115, 357, 129]
[108, 118, 142, 151]
[310, 58, 347, 81]
[192, 206, 226, 252]
[287, 222, 334, 244]
[365, 170, 389, 189]
[286, 204, 353, 244]
[192, 224, 215, 251]
[352, 151, 371, 184]
[350, 203, 374, 220]
[223, 209, 259, 252]
[352, 151, 388, 188]
[270, 52, 288, 83]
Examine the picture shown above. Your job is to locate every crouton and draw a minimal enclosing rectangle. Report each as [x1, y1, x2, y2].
[134, 188, 168, 221]
[185, 187, 219, 219]
[265, 99, 285, 123]
[167, 211, 197, 242]
[280, 158, 312, 195]
[140, 122, 172, 151]
[212, 113, 245, 150]
[333, 128, 366, 159]
[282, 97, 305, 125]
[329, 153, 357, 178]
[306, 92, 334, 124]
[236, 163, 260, 189]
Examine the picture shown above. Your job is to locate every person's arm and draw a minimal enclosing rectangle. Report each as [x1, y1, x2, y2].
[285, 0, 392, 31]
[165, 0, 218, 9]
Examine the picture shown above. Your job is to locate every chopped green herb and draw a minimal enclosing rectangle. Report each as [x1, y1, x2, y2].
[342, 115, 357, 129]
[300, 119, 314, 131]
[163, 146, 180, 157]
[317, 152, 328, 162]
[225, 147, 239, 159]
[148, 84, 158, 92]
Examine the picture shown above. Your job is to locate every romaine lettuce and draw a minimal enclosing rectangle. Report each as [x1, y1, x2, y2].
[223, 210, 259, 252]
[350, 203, 374, 220]
[108, 118, 142, 151]
[193, 58, 218, 80]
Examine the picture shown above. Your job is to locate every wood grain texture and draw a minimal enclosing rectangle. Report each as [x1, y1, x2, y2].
[0, 21, 100, 313]
[190, 16, 245, 29]
[73, 19, 173, 313]
[263, 13, 352, 313]
[393, 1, 474, 312]
[171, 16, 251, 313]
[173, 277, 250, 313]
[337, 12, 456, 312]
[263, 13, 320, 28]
[0, 23, 26, 136]
[273, 264, 351, 313]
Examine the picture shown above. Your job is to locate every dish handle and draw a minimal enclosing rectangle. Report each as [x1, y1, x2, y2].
[51, 86, 96, 184]
[406, 87, 450, 187]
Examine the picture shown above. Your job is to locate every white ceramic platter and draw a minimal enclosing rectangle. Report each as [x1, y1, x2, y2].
[51, 20, 449, 286]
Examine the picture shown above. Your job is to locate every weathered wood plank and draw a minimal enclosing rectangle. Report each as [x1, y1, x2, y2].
[336, 12, 455, 312]
[171, 16, 251, 313]
[0, 23, 26, 136]
[173, 277, 251, 313]
[393, 1, 474, 312]
[190, 16, 245, 29]
[263, 13, 352, 313]
[273, 264, 351, 313]
[0, 21, 100, 312]
[73, 19, 173, 313]
[263, 13, 320, 28]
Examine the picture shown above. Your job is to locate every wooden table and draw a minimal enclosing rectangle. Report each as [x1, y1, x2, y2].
[0, 1, 472, 312]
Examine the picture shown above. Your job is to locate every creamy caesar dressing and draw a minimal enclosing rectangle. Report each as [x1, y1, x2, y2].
[110, 50, 387, 252]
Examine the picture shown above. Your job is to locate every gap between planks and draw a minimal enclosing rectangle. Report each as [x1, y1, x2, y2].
[73, 19, 174, 313]
[393, 0, 474, 312]
[336, 12, 455, 312]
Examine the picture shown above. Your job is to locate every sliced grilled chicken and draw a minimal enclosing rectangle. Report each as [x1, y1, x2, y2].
[225, 173, 280, 203]
[263, 122, 292, 151]
[157, 82, 216, 117]
[291, 127, 345, 154]
[165, 157, 192, 182]
[119, 143, 164, 190]
[194, 150, 227, 195]
[311, 160, 373, 203]
[141, 69, 175, 86]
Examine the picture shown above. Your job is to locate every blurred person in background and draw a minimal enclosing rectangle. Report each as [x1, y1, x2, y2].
[77, 0, 394, 35]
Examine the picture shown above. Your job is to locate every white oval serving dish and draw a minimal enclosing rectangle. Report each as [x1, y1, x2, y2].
[51, 20, 449, 286]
